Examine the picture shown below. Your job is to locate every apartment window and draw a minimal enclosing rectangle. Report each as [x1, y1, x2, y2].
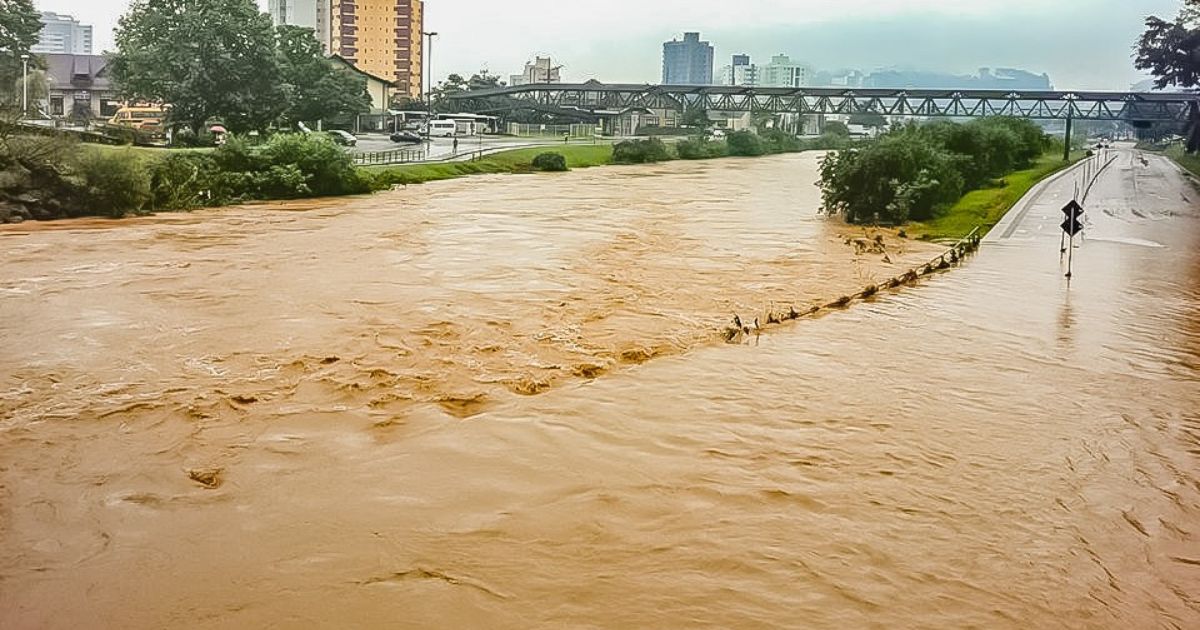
[50, 96, 64, 116]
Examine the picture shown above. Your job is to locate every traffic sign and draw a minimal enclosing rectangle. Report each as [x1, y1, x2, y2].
[1061, 216, 1084, 236]
[1061, 199, 1084, 217]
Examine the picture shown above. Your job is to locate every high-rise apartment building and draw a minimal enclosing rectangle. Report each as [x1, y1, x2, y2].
[329, 0, 424, 100]
[268, 0, 330, 49]
[31, 12, 93, 55]
[662, 32, 713, 85]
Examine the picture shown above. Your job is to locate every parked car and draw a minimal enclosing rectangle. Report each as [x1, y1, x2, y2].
[327, 130, 357, 146]
[390, 131, 423, 144]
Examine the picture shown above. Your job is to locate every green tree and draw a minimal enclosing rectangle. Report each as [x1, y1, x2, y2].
[681, 106, 709, 129]
[824, 120, 851, 137]
[275, 25, 371, 128]
[110, 0, 286, 134]
[1136, 0, 1200, 151]
[429, 71, 504, 111]
[0, 0, 41, 102]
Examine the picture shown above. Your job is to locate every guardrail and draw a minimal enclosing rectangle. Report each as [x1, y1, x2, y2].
[724, 226, 985, 342]
[352, 147, 426, 166]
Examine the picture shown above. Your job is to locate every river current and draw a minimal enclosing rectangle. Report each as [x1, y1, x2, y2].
[1, 150, 1197, 628]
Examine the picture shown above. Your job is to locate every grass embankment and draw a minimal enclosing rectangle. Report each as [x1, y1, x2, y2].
[1164, 145, 1200, 178]
[363, 144, 614, 185]
[907, 150, 1084, 240]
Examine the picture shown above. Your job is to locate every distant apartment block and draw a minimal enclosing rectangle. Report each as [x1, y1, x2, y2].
[31, 12, 93, 55]
[328, 0, 424, 100]
[662, 32, 713, 85]
[717, 54, 757, 87]
[510, 57, 561, 86]
[268, 0, 330, 50]
[758, 54, 813, 88]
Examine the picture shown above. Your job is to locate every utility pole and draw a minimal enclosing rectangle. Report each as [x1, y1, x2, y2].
[423, 31, 438, 144]
[21, 54, 30, 119]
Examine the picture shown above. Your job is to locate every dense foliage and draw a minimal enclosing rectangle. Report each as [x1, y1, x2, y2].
[612, 138, 671, 164]
[530, 152, 568, 171]
[819, 117, 1051, 224]
[147, 133, 371, 209]
[1136, 0, 1200, 152]
[111, 0, 285, 134]
[1, 131, 372, 221]
[0, 0, 40, 95]
[109, 1, 370, 135]
[725, 130, 766, 156]
[275, 26, 372, 129]
[675, 137, 726, 159]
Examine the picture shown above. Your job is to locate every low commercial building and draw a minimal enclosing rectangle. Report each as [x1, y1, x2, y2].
[42, 53, 119, 122]
[510, 57, 562, 86]
[716, 54, 756, 87]
[758, 54, 813, 88]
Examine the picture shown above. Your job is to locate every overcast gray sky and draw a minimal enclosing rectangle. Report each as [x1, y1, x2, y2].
[35, 0, 1179, 89]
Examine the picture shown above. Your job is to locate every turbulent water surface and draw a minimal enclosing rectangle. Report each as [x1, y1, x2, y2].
[1, 150, 1198, 628]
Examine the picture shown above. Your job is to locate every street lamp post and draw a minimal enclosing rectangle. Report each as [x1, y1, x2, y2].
[21, 54, 30, 119]
[422, 31, 438, 144]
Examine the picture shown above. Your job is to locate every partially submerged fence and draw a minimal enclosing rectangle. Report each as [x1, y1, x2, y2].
[725, 227, 984, 342]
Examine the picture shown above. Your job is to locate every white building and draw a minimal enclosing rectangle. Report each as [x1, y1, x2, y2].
[510, 57, 561, 86]
[758, 54, 814, 88]
[268, 0, 329, 51]
[31, 12, 93, 55]
[716, 54, 757, 87]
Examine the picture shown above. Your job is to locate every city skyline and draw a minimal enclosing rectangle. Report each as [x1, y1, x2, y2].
[32, 0, 1178, 90]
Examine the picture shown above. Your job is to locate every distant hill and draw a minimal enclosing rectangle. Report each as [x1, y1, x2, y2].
[1129, 78, 1191, 92]
[861, 67, 1052, 91]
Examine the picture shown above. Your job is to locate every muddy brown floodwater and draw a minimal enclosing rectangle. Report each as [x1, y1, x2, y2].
[1, 150, 1198, 628]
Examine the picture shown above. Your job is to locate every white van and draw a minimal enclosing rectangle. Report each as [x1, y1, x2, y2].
[426, 120, 457, 137]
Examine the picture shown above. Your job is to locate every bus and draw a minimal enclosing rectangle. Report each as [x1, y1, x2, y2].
[425, 120, 458, 137]
[109, 105, 167, 135]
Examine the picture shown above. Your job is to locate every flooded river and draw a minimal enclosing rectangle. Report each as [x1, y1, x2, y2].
[1, 151, 1198, 628]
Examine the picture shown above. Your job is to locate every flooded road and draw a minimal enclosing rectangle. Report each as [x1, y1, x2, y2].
[1, 150, 1198, 628]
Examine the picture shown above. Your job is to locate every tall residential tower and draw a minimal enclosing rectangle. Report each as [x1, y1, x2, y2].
[329, 0, 424, 100]
[31, 12, 93, 55]
[662, 32, 713, 85]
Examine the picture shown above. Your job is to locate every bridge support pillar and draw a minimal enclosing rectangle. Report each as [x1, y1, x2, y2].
[1063, 113, 1073, 162]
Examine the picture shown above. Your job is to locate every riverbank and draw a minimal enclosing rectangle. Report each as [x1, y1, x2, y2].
[906, 150, 1084, 240]
[1162, 145, 1200, 178]
[363, 144, 616, 185]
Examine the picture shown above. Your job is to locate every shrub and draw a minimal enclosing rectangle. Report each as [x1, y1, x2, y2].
[819, 134, 963, 224]
[258, 132, 370, 197]
[148, 152, 217, 210]
[72, 150, 152, 218]
[531, 152, 568, 171]
[824, 121, 851, 137]
[726, 130, 766, 156]
[612, 138, 671, 164]
[675, 137, 726, 160]
[760, 128, 802, 153]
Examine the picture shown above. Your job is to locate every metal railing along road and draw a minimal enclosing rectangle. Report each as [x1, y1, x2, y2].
[352, 147, 426, 166]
